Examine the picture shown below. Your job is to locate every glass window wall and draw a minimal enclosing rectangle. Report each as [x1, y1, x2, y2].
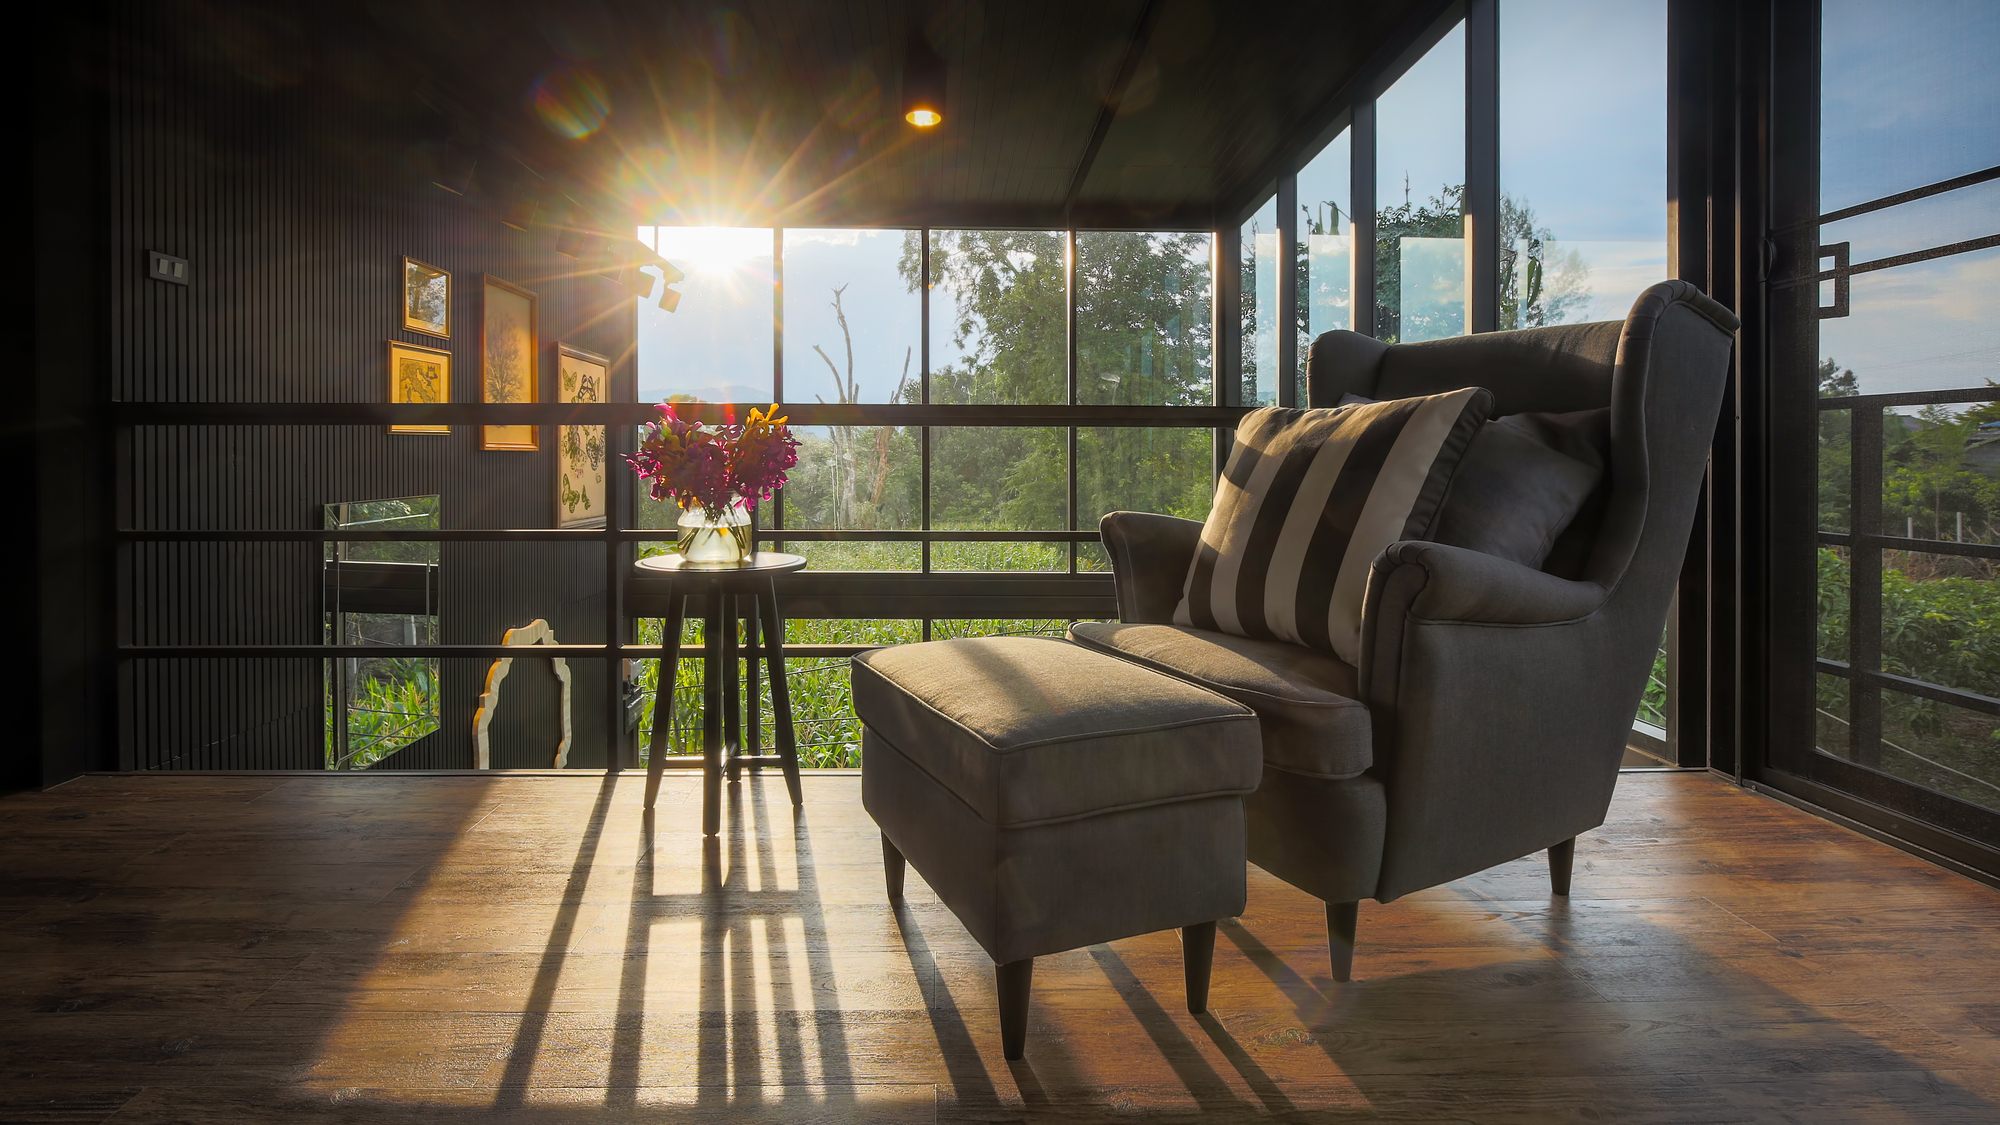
[1806, 1, 2000, 814]
[1240, 196, 1280, 404]
[1297, 129, 1354, 394]
[637, 226, 775, 402]
[1375, 21, 1465, 344]
[1499, 0, 1668, 328]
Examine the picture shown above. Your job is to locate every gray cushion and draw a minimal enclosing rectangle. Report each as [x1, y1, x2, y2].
[1433, 409, 1607, 569]
[1068, 622, 1372, 780]
[849, 636, 1260, 827]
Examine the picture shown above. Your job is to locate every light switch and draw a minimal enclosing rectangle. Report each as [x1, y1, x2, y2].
[148, 251, 189, 285]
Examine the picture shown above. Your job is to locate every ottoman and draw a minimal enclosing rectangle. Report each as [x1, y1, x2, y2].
[851, 635, 1262, 1060]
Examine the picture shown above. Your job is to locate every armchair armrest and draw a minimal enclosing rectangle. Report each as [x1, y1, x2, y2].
[1361, 537, 1610, 715]
[1367, 540, 1608, 628]
[1098, 511, 1202, 624]
[1359, 539, 1633, 901]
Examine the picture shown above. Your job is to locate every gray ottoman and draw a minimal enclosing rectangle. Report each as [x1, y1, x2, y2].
[851, 635, 1261, 1060]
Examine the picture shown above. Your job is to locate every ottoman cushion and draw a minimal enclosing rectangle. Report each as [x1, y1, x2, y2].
[850, 636, 1262, 825]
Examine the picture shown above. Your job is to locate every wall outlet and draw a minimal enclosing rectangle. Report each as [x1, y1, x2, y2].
[147, 251, 189, 285]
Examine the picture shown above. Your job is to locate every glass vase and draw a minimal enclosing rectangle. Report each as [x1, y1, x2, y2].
[675, 500, 753, 565]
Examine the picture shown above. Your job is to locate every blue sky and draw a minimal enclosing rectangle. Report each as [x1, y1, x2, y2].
[1817, 0, 2000, 397]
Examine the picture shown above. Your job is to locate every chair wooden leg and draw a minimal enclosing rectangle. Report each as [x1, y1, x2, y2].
[1549, 837, 1576, 897]
[1327, 900, 1359, 983]
[997, 957, 1035, 1060]
[1181, 920, 1217, 1014]
[882, 835, 906, 901]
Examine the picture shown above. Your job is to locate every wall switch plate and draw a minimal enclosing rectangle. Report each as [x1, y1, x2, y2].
[147, 251, 189, 285]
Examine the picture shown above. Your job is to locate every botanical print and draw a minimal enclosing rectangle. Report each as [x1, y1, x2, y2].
[557, 349, 608, 528]
[387, 342, 449, 434]
[402, 258, 449, 337]
[482, 278, 537, 450]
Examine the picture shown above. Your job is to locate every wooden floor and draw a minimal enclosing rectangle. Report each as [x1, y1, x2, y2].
[4, 772, 2000, 1123]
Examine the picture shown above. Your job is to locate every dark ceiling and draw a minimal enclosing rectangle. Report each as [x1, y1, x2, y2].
[161, 0, 1444, 231]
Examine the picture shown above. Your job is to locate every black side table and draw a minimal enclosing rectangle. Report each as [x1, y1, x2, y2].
[636, 551, 808, 835]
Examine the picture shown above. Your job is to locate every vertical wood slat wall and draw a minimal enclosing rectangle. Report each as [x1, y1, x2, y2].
[109, 3, 635, 770]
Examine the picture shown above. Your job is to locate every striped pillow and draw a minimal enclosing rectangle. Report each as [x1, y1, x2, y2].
[1174, 388, 1495, 665]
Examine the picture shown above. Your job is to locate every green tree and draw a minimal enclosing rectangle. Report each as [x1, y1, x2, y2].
[894, 230, 1215, 535]
[1819, 358, 1859, 532]
[1884, 403, 2000, 542]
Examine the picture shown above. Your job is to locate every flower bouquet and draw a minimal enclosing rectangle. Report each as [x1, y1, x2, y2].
[624, 403, 800, 565]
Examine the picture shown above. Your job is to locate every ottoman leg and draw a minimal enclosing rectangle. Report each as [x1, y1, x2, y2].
[1327, 900, 1359, 983]
[882, 835, 906, 901]
[1181, 920, 1217, 1014]
[997, 957, 1035, 1061]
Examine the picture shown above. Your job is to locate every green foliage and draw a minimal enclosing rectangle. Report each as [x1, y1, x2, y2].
[1821, 357, 2000, 542]
[324, 496, 440, 565]
[1816, 547, 2000, 808]
[326, 657, 439, 770]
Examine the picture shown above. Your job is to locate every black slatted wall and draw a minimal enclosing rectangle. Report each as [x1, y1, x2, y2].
[110, 3, 635, 770]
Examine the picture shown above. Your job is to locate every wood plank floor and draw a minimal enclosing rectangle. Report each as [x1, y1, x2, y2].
[3, 770, 1999, 1123]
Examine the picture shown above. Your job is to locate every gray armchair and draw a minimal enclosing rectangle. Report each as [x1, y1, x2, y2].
[1071, 280, 1738, 980]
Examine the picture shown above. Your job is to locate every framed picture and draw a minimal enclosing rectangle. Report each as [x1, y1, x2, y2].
[481, 275, 538, 451]
[555, 343, 610, 529]
[386, 341, 451, 434]
[402, 257, 449, 337]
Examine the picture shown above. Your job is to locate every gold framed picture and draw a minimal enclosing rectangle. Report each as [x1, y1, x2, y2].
[555, 343, 609, 529]
[481, 275, 538, 451]
[402, 257, 449, 337]
[387, 341, 451, 435]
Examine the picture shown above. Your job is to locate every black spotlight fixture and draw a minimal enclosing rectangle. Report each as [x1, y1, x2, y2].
[902, 32, 945, 127]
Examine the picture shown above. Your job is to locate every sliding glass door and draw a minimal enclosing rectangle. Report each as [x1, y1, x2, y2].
[1769, 0, 2000, 850]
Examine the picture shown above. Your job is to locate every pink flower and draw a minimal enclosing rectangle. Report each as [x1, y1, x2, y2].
[623, 402, 798, 520]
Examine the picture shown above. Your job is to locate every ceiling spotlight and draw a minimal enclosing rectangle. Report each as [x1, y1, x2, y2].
[902, 33, 945, 127]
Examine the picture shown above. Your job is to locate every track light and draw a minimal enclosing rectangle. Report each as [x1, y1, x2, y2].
[902, 33, 945, 127]
[624, 265, 658, 301]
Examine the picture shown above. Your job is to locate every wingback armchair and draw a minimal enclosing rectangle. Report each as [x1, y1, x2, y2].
[1070, 280, 1738, 979]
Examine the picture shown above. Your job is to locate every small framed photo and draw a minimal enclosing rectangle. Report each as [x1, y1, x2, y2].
[402, 257, 450, 338]
[555, 343, 610, 528]
[387, 341, 451, 434]
[481, 275, 539, 451]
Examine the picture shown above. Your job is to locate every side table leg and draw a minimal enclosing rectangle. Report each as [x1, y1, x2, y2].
[745, 594, 762, 758]
[758, 578, 803, 807]
[722, 593, 742, 779]
[644, 593, 685, 810]
[702, 586, 725, 836]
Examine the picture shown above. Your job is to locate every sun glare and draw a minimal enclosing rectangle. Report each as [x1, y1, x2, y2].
[649, 225, 766, 275]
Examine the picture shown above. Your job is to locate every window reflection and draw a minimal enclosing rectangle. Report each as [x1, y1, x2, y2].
[1376, 22, 1465, 343]
[1240, 197, 1279, 403]
[1499, 0, 1668, 327]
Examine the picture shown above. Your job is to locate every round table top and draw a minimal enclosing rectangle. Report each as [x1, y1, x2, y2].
[633, 551, 807, 579]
